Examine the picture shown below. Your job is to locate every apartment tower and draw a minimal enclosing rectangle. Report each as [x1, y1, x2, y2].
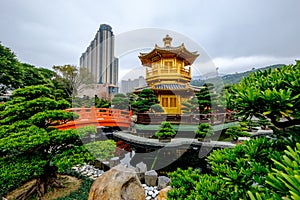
[79, 24, 118, 94]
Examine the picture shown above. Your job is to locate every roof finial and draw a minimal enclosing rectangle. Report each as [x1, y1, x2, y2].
[163, 34, 172, 47]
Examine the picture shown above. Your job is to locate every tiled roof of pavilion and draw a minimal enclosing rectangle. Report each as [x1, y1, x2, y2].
[154, 84, 186, 90]
[139, 35, 199, 66]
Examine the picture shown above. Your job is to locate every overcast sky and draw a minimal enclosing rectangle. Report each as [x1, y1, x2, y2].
[0, 0, 299, 79]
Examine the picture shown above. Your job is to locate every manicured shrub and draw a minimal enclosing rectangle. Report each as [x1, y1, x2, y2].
[225, 125, 251, 141]
[155, 121, 176, 139]
[194, 123, 214, 138]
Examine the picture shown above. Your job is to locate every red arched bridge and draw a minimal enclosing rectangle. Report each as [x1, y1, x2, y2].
[55, 107, 132, 130]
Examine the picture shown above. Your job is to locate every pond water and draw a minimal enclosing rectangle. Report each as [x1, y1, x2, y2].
[109, 134, 213, 175]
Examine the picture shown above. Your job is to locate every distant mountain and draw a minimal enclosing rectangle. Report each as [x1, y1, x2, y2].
[221, 64, 285, 85]
[191, 64, 285, 86]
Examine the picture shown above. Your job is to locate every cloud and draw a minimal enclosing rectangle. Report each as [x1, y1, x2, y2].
[213, 56, 297, 74]
[0, 0, 299, 75]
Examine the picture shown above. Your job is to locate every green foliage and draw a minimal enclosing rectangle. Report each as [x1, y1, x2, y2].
[111, 93, 129, 110]
[21, 63, 54, 87]
[0, 154, 47, 196]
[85, 140, 116, 161]
[0, 85, 71, 125]
[0, 85, 98, 196]
[75, 125, 97, 138]
[0, 43, 23, 95]
[95, 95, 111, 108]
[72, 95, 111, 108]
[246, 143, 300, 200]
[257, 118, 271, 129]
[168, 168, 228, 200]
[154, 121, 176, 138]
[131, 89, 159, 113]
[169, 62, 300, 200]
[150, 104, 165, 113]
[229, 61, 300, 128]
[168, 137, 278, 199]
[53, 145, 93, 173]
[266, 143, 300, 199]
[0, 43, 60, 96]
[181, 97, 199, 113]
[52, 65, 78, 98]
[239, 121, 249, 131]
[225, 125, 251, 140]
[196, 83, 218, 114]
[194, 123, 214, 138]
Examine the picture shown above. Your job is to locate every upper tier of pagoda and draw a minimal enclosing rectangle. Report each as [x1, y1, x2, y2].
[138, 35, 199, 86]
[139, 34, 199, 67]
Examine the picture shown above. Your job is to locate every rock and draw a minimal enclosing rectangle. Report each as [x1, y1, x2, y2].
[157, 186, 172, 200]
[136, 162, 147, 182]
[88, 164, 145, 200]
[152, 192, 157, 198]
[146, 196, 151, 200]
[72, 166, 78, 171]
[158, 176, 170, 190]
[145, 170, 158, 186]
[109, 157, 120, 168]
[148, 186, 154, 191]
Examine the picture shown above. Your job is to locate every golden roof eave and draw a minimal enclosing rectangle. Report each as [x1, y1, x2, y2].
[139, 43, 199, 66]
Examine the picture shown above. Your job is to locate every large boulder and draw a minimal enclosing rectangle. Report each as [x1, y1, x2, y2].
[88, 164, 145, 200]
[157, 186, 172, 200]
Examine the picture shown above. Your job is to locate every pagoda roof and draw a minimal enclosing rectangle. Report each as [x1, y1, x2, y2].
[133, 83, 203, 93]
[139, 35, 199, 66]
[154, 84, 186, 90]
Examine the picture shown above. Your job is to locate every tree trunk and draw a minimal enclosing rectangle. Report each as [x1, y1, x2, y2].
[17, 165, 63, 200]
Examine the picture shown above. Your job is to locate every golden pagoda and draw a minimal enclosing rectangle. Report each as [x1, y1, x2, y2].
[137, 35, 200, 115]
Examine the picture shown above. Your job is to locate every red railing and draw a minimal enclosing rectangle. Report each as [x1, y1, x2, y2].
[55, 107, 132, 130]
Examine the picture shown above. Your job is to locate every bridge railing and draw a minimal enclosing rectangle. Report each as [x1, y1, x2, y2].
[136, 113, 235, 125]
[65, 107, 132, 121]
[53, 107, 132, 130]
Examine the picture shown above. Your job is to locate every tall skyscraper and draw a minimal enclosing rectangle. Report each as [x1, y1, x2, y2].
[79, 24, 118, 93]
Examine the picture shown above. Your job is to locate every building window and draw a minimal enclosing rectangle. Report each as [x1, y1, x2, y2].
[170, 97, 176, 107]
[162, 98, 168, 107]
[164, 61, 172, 69]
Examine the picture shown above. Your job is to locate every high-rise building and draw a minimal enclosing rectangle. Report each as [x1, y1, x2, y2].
[79, 24, 118, 94]
[121, 76, 146, 94]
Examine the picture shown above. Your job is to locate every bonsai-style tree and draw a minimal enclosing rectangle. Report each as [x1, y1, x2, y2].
[239, 121, 250, 131]
[150, 104, 165, 113]
[194, 123, 214, 139]
[155, 121, 176, 139]
[0, 85, 113, 199]
[131, 89, 159, 113]
[111, 93, 130, 110]
[196, 83, 218, 114]
[225, 126, 251, 141]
